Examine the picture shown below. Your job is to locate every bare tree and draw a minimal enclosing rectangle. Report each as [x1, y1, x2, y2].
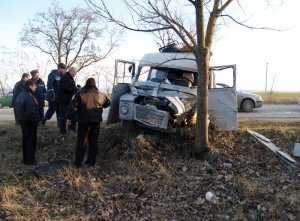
[153, 29, 179, 48]
[0, 48, 31, 93]
[20, 2, 121, 72]
[86, 0, 279, 155]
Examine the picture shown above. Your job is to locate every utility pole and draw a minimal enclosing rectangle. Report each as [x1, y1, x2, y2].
[265, 62, 269, 94]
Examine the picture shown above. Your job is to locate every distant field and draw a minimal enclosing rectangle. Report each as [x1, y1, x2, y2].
[255, 91, 300, 104]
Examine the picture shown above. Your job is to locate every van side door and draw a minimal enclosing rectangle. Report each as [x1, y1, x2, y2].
[208, 65, 238, 131]
[113, 60, 136, 85]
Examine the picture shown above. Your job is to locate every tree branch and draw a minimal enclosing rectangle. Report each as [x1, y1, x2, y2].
[221, 14, 282, 31]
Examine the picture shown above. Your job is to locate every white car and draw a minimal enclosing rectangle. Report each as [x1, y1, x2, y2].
[216, 83, 264, 112]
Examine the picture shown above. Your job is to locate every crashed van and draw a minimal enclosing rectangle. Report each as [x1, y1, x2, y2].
[107, 51, 238, 131]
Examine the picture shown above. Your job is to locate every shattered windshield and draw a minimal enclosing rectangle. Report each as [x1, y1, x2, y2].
[137, 66, 167, 83]
[137, 66, 196, 88]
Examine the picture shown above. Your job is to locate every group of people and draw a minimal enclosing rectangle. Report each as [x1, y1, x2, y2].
[12, 63, 110, 168]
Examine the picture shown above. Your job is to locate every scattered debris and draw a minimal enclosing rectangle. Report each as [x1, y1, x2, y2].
[32, 160, 70, 178]
[248, 130, 299, 168]
[1, 123, 300, 220]
[222, 160, 233, 169]
[195, 196, 205, 205]
[293, 143, 300, 158]
[205, 191, 218, 204]
[182, 166, 188, 172]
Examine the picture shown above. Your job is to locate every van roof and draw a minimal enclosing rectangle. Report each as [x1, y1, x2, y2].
[139, 53, 198, 72]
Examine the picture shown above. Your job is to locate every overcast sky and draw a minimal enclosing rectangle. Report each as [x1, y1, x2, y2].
[0, 0, 299, 91]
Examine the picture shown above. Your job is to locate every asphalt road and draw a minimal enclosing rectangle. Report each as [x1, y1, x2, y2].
[238, 104, 300, 122]
[1, 104, 300, 123]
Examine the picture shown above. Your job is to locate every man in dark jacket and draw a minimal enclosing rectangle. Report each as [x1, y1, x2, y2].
[30, 70, 46, 122]
[15, 80, 40, 165]
[12, 73, 30, 124]
[44, 63, 66, 125]
[67, 78, 110, 168]
[57, 66, 78, 134]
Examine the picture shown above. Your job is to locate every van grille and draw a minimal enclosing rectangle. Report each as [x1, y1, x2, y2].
[135, 105, 167, 128]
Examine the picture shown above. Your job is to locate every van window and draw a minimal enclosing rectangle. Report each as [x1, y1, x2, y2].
[149, 69, 167, 82]
[137, 67, 167, 83]
[137, 66, 196, 88]
[115, 61, 134, 84]
[167, 69, 196, 88]
[137, 66, 151, 82]
[211, 66, 234, 88]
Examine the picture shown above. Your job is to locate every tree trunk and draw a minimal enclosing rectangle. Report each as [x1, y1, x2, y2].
[0, 80, 5, 97]
[57, 46, 62, 64]
[194, 0, 209, 155]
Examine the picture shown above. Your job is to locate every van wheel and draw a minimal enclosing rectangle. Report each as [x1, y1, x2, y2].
[241, 99, 254, 112]
[0, 103, 2, 109]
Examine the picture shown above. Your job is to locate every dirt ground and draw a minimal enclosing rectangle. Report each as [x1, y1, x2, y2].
[0, 122, 299, 221]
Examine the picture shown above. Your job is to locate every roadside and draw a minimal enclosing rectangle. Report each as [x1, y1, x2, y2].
[0, 122, 299, 220]
[256, 92, 300, 104]
[238, 104, 300, 122]
[0, 108, 109, 124]
[1, 105, 300, 124]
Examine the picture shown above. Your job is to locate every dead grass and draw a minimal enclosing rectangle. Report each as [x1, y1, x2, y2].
[233, 176, 268, 200]
[0, 122, 299, 220]
[256, 91, 300, 104]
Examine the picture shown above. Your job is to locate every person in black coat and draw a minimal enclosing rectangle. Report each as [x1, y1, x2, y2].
[30, 70, 46, 122]
[12, 73, 30, 124]
[44, 63, 66, 125]
[15, 80, 40, 165]
[57, 66, 78, 134]
[67, 78, 110, 168]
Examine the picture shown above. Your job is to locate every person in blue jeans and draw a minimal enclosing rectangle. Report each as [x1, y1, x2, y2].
[43, 63, 66, 125]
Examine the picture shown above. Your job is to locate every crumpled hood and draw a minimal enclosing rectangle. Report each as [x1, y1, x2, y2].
[132, 81, 196, 115]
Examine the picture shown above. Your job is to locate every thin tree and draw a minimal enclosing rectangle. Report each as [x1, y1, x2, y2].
[0, 76, 8, 97]
[86, 0, 279, 155]
[0, 48, 34, 92]
[20, 2, 121, 72]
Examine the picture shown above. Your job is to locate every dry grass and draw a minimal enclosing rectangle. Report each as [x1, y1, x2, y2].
[256, 91, 300, 104]
[0, 122, 299, 220]
[233, 176, 268, 200]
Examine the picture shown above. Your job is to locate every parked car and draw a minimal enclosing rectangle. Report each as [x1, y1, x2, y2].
[0, 91, 13, 108]
[216, 83, 263, 112]
[237, 90, 263, 112]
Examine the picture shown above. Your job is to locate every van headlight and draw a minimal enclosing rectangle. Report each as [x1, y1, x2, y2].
[120, 104, 129, 115]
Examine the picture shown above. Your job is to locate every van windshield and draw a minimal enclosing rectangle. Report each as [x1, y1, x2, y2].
[137, 66, 196, 88]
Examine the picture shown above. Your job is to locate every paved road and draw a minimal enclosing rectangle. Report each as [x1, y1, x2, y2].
[1, 105, 300, 123]
[238, 104, 300, 122]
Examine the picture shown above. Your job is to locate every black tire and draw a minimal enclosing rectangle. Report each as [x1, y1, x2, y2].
[0, 103, 2, 109]
[241, 99, 254, 112]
